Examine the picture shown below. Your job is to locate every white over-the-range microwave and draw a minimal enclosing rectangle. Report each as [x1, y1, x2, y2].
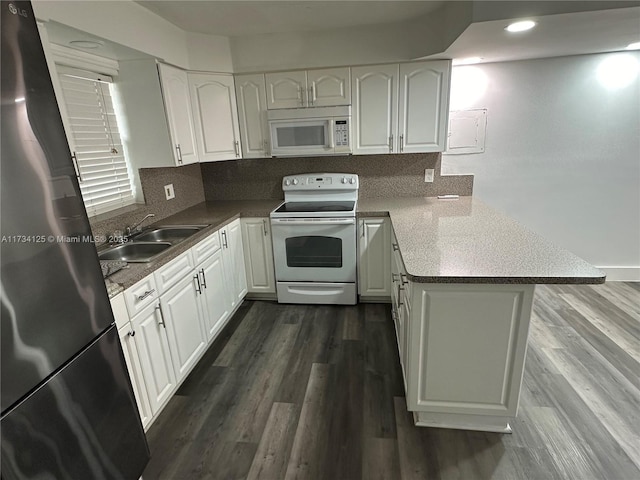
[267, 106, 351, 157]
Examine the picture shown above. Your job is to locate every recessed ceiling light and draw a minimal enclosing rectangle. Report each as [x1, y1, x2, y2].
[453, 57, 483, 66]
[69, 40, 103, 49]
[626, 42, 640, 50]
[505, 20, 536, 33]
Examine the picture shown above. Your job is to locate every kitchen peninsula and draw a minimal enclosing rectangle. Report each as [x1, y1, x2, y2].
[105, 195, 604, 433]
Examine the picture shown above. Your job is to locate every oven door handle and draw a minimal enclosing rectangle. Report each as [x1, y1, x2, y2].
[271, 218, 355, 226]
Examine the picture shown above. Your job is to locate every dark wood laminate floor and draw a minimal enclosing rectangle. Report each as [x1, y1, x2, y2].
[143, 283, 640, 480]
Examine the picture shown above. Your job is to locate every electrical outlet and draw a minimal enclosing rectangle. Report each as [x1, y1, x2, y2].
[164, 183, 175, 200]
[424, 169, 434, 183]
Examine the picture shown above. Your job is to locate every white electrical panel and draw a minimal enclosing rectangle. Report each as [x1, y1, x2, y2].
[445, 109, 487, 155]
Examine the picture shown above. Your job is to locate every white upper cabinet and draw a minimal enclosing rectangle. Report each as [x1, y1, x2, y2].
[307, 67, 351, 107]
[235, 74, 270, 158]
[265, 71, 308, 109]
[265, 67, 351, 109]
[351, 64, 399, 155]
[189, 73, 242, 162]
[398, 60, 451, 153]
[157, 63, 198, 165]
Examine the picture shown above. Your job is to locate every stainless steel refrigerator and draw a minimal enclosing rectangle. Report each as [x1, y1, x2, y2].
[1, 2, 150, 478]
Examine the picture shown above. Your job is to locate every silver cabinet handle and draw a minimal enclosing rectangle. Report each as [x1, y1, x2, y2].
[128, 329, 135, 337]
[361, 221, 365, 238]
[308, 85, 315, 106]
[200, 268, 207, 289]
[137, 289, 155, 301]
[262, 219, 268, 236]
[388, 134, 393, 153]
[155, 303, 166, 328]
[221, 230, 228, 248]
[176, 144, 183, 164]
[392, 243, 399, 251]
[400, 273, 409, 285]
[194, 274, 202, 294]
[399, 135, 404, 153]
[397, 285, 404, 305]
[234, 140, 240, 157]
[71, 152, 83, 182]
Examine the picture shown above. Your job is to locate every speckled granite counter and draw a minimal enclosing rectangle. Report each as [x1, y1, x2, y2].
[357, 196, 605, 284]
[104, 199, 281, 294]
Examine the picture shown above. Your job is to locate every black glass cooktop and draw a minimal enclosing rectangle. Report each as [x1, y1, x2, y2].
[274, 201, 356, 213]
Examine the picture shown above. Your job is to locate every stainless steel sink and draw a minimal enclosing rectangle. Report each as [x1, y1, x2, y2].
[132, 225, 208, 243]
[98, 242, 172, 263]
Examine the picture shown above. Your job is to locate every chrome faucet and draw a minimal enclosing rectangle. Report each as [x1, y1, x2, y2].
[125, 213, 155, 237]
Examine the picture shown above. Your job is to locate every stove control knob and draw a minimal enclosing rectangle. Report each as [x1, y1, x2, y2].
[349, 177, 356, 185]
[292, 178, 299, 185]
[284, 179, 291, 186]
[342, 177, 348, 184]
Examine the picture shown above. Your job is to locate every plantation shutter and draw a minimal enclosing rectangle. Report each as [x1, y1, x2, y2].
[56, 66, 134, 216]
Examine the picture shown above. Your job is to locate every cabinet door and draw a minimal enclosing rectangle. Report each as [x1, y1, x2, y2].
[351, 64, 399, 154]
[358, 218, 391, 297]
[221, 219, 248, 310]
[265, 71, 307, 109]
[398, 60, 451, 153]
[158, 63, 198, 165]
[235, 74, 270, 158]
[160, 274, 207, 382]
[131, 302, 176, 415]
[241, 218, 275, 293]
[307, 67, 351, 107]
[198, 249, 231, 341]
[189, 73, 242, 162]
[118, 323, 153, 429]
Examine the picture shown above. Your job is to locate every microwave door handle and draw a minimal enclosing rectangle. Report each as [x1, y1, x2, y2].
[328, 121, 335, 150]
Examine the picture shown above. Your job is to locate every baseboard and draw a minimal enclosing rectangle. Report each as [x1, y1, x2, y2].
[597, 266, 640, 282]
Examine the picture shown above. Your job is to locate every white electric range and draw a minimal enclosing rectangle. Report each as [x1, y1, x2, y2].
[270, 173, 359, 305]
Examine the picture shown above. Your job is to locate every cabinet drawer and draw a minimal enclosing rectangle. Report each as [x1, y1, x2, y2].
[154, 250, 195, 294]
[192, 230, 221, 265]
[125, 275, 159, 318]
[110, 293, 130, 330]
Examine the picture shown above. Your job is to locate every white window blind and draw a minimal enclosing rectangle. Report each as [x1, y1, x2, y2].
[56, 66, 134, 217]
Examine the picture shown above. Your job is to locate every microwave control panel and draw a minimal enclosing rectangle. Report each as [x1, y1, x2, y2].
[334, 120, 349, 147]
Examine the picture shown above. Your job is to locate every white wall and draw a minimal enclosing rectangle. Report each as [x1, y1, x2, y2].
[33, 1, 234, 72]
[442, 52, 640, 280]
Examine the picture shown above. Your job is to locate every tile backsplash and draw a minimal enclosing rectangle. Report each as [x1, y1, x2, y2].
[200, 153, 473, 201]
[89, 164, 204, 244]
[89, 153, 474, 243]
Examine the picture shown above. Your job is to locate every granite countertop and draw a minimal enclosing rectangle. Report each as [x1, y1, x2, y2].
[104, 196, 604, 296]
[104, 199, 282, 293]
[357, 196, 605, 284]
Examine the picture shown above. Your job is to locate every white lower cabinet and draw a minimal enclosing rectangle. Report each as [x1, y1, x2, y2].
[241, 218, 276, 294]
[130, 300, 177, 417]
[221, 219, 248, 309]
[111, 223, 249, 429]
[159, 273, 208, 382]
[197, 248, 231, 341]
[358, 218, 391, 297]
[117, 322, 153, 429]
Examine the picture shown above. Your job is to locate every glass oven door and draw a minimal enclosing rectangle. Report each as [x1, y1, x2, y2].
[270, 218, 356, 282]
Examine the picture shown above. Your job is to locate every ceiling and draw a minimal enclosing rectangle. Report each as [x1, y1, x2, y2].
[135, 1, 445, 37]
[134, 0, 640, 63]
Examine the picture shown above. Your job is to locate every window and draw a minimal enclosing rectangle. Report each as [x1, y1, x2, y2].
[56, 66, 135, 217]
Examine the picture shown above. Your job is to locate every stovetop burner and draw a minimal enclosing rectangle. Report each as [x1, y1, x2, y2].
[273, 201, 356, 214]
